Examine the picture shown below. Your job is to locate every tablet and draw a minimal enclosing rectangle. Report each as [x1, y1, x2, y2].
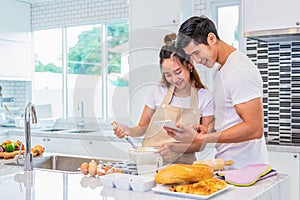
[154, 120, 184, 133]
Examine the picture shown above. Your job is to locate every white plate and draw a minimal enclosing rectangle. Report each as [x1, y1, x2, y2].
[152, 183, 233, 199]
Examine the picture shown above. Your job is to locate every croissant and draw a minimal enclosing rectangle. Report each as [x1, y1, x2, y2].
[155, 164, 214, 184]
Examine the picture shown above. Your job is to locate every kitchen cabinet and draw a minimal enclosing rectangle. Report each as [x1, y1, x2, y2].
[80, 140, 132, 160]
[129, 0, 193, 122]
[0, 135, 6, 143]
[31, 136, 90, 156]
[0, 0, 30, 43]
[130, 0, 181, 29]
[32, 135, 132, 160]
[0, 0, 31, 80]
[8, 134, 24, 143]
[0, 41, 31, 80]
[268, 151, 299, 200]
[243, 0, 300, 33]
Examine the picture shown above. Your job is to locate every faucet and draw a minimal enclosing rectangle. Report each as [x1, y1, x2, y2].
[77, 100, 85, 129]
[24, 103, 37, 171]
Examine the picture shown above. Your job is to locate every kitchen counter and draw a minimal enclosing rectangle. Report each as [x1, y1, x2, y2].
[0, 163, 289, 200]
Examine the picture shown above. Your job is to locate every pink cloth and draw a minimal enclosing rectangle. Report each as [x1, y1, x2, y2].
[216, 164, 277, 186]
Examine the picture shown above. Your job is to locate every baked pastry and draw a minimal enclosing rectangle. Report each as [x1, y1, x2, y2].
[154, 164, 214, 184]
[169, 177, 227, 195]
[31, 145, 45, 157]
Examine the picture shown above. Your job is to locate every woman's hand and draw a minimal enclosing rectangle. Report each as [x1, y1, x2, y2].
[164, 123, 198, 143]
[111, 121, 130, 139]
[156, 143, 181, 163]
[164, 123, 209, 151]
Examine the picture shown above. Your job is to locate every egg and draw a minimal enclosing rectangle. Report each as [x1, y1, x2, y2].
[96, 169, 105, 176]
[80, 162, 89, 175]
[88, 160, 98, 177]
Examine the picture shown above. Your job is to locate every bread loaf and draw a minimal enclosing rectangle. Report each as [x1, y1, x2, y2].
[154, 164, 214, 184]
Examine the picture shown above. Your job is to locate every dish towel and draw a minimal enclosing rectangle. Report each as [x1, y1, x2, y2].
[215, 163, 277, 187]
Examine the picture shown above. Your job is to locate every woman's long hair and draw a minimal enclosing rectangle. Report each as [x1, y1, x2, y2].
[159, 33, 207, 89]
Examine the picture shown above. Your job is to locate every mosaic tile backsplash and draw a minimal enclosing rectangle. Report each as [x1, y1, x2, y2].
[247, 39, 300, 145]
[0, 80, 30, 116]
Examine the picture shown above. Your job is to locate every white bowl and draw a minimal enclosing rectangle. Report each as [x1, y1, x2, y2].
[100, 173, 156, 192]
[129, 176, 156, 192]
[113, 174, 132, 190]
[128, 147, 157, 163]
[100, 173, 118, 188]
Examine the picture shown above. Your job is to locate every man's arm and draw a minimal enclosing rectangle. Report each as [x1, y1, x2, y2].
[196, 97, 264, 144]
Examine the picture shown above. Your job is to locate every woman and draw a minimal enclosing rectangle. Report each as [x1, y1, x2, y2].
[113, 33, 214, 164]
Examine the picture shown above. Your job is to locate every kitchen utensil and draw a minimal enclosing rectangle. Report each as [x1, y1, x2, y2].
[112, 121, 137, 149]
[3, 105, 16, 120]
[124, 135, 137, 149]
[193, 158, 234, 171]
[14, 143, 25, 165]
[128, 147, 162, 177]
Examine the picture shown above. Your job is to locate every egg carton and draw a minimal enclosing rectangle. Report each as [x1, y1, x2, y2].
[105, 161, 138, 175]
[100, 173, 156, 192]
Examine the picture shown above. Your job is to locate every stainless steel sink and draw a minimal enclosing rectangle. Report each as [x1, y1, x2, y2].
[65, 129, 97, 133]
[37, 128, 98, 134]
[38, 128, 70, 132]
[4, 155, 116, 173]
[34, 155, 99, 172]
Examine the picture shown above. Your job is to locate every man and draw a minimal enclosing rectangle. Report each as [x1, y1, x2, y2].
[165, 15, 268, 169]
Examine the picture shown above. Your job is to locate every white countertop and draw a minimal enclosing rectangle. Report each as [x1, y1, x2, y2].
[0, 164, 289, 200]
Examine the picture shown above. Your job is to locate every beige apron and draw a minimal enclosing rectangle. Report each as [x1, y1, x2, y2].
[142, 85, 200, 164]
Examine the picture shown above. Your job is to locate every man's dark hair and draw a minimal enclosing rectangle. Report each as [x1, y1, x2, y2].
[176, 15, 220, 49]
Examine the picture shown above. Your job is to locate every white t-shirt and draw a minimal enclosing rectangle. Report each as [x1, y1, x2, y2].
[213, 50, 268, 169]
[145, 84, 214, 118]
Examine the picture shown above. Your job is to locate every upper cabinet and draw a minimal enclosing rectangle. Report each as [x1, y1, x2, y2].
[0, 0, 30, 43]
[130, 0, 192, 30]
[128, 0, 193, 123]
[243, 0, 300, 33]
[0, 0, 31, 80]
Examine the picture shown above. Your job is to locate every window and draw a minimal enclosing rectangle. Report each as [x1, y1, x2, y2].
[197, 0, 241, 90]
[217, 6, 239, 48]
[33, 22, 129, 121]
[210, 0, 242, 50]
[33, 28, 63, 117]
[66, 25, 103, 119]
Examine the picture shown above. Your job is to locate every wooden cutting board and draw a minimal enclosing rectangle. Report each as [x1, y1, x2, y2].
[0, 150, 25, 160]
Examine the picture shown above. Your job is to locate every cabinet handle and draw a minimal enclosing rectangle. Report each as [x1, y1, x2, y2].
[296, 21, 300, 26]
[172, 19, 177, 24]
[294, 154, 298, 158]
[47, 138, 50, 141]
[89, 141, 93, 144]
[43, 138, 46, 141]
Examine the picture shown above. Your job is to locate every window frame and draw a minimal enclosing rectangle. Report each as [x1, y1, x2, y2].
[33, 21, 129, 120]
[209, 0, 245, 52]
